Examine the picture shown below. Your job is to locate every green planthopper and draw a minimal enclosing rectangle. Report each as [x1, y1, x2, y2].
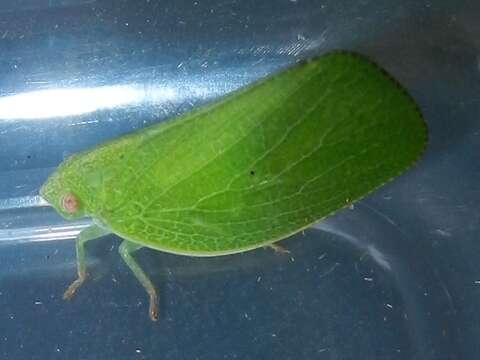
[40, 51, 428, 320]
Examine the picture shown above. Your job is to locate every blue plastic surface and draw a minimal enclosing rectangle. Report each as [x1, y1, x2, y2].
[0, 1, 479, 359]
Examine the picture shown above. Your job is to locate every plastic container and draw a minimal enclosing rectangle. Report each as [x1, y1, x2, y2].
[0, 1, 479, 359]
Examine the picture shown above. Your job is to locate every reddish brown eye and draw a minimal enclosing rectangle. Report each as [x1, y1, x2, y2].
[61, 193, 80, 214]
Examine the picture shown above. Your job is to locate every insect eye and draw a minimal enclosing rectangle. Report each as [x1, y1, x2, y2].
[61, 192, 80, 214]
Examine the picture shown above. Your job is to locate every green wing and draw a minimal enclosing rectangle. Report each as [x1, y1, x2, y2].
[84, 52, 427, 255]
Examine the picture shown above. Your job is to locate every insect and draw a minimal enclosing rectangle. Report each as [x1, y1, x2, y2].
[40, 51, 427, 321]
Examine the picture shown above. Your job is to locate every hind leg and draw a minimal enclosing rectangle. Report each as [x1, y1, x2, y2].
[119, 240, 159, 321]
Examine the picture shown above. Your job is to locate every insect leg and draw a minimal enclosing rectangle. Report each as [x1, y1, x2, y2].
[265, 243, 291, 254]
[118, 241, 159, 321]
[64, 225, 111, 300]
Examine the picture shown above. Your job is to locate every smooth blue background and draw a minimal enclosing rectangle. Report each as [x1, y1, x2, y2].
[0, 1, 479, 359]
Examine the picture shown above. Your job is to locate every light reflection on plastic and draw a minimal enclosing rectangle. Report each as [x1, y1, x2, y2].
[0, 222, 90, 243]
[0, 85, 178, 120]
[316, 221, 392, 271]
[0, 195, 49, 211]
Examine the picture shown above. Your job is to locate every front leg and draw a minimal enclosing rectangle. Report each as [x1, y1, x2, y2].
[63, 225, 111, 300]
